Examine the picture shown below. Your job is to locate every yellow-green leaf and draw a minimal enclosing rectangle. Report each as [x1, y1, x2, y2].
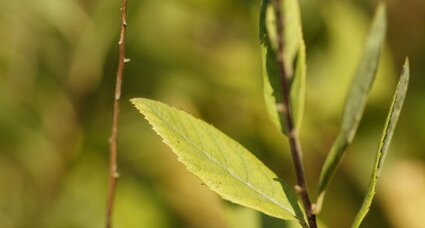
[352, 59, 409, 228]
[260, 0, 306, 135]
[316, 3, 387, 211]
[131, 98, 306, 225]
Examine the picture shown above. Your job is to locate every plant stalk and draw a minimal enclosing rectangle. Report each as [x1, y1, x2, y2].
[272, 0, 317, 227]
[106, 0, 128, 227]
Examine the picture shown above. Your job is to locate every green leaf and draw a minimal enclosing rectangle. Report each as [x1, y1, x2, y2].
[316, 3, 387, 211]
[352, 59, 409, 228]
[131, 98, 306, 225]
[291, 40, 306, 130]
[260, 0, 306, 135]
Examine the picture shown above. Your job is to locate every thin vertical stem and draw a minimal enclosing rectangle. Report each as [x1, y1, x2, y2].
[106, 0, 128, 227]
[272, 0, 317, 227]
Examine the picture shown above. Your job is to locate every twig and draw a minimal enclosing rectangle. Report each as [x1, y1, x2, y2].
[106, 0, 128, 227]
[272, 0, 317, 227]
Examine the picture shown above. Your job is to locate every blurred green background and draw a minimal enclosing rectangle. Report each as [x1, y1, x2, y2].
[1, 0, 424, 227]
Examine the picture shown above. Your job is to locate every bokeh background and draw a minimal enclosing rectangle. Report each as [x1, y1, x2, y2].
[1, 0, 424, 227]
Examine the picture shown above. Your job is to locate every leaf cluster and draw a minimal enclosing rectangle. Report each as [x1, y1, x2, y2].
[132, 1, 410, 227]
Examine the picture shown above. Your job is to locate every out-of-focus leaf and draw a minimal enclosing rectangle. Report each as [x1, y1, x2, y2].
[260, 0, 306, 135]
[131, 98, 306, 225]
[316, 3, 387, 211]
[225, 206, 260, 228]
[352, 59, 409, 228]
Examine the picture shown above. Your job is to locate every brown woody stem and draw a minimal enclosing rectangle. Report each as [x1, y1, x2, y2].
[106, 0, 128, 227]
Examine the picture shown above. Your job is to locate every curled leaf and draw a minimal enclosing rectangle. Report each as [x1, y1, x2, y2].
[352, 59, 409, 228]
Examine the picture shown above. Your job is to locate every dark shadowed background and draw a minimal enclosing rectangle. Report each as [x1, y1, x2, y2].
[0, 0, 424, 227]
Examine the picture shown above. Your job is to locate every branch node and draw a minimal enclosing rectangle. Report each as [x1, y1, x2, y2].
[288, 129, 297, 138]
[115, 92, 121, 100]
[294, 185, 303, 193]
[311, 203, 318, 214]
[277, 102, 286, 113]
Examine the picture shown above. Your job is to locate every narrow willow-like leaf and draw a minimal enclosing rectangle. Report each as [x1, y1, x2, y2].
[291, 40, 306, 129]
[316, 3, 387, 210]
[131, 98, 306, 225]
[352, 59, 409, 228]
[260, 0, 306, 135]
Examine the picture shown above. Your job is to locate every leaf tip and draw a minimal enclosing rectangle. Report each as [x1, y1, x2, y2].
[403, 57, 410, 73]
[377, 1, 387, 14]
[130, 97, 139, 104]
[130, 97, 143, 104]
[375, 1, 387, 28]
[130, 98, 156, 116]
[399, 57, 410, 90]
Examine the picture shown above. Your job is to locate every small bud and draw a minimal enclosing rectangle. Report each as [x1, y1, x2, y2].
[277, 103, 286, 113]
[311, 204, 318, 215]
[294, 185, 302, 193]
